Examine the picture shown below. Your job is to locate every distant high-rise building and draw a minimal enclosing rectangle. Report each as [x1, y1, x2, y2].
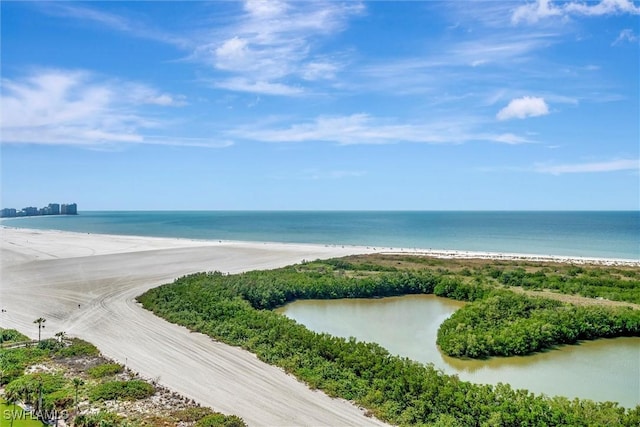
[61, 203, 78, 215]
[23, 206, 39, 216]
[1, 202, 76, 216]
[0, 208, 17, 218]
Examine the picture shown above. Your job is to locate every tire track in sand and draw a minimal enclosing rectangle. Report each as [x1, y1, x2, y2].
[1, 229, 385, 426]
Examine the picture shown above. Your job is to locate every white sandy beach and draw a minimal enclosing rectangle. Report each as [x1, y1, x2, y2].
[1, 227, 386, 426]
[1, 226, 638, 426]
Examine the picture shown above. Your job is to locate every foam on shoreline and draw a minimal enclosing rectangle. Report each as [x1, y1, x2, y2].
[3, 225, 638, 267]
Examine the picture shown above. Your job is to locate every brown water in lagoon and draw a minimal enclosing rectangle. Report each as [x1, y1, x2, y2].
[277, 294, 640, 407]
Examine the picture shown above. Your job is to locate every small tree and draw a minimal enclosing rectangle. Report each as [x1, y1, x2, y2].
[34, 317, 46, 342]
[72, 378, 84, 414]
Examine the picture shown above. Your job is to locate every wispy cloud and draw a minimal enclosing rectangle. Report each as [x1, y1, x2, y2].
[213, 77, 304, 96]
[497, 96, 550, 120]
[38, 2, 191, 48]
[512, 0, 640, 24]
[490, 133, 533, 145]
[230, 113, 531, 146]
[195, 0, 364, 96]
[534, 158, 640, 174]
[612, 28, 639, 45]
[0, 69, 226, 148]
[37, 1, 362, 97]
[351, 22, 561, 100]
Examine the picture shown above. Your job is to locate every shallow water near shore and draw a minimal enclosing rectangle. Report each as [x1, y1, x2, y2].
[278, 294, 640, 407]
[2, 210, 638, 260]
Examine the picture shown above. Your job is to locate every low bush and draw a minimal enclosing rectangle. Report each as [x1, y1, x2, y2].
[0, 328, 29, 344]
[43, 389, 74, 412]
[0, 347, 49, 385]
[75, 411, 124, 427]
[89, 380, 154, 402]
[38, 338, 62, 351]
[195, 414, 246, 427]
[55, 338, 99, 358]
[172, 407, 214, 422]
[88, 363, 124, 378]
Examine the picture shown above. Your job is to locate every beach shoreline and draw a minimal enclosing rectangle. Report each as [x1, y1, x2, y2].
[2, 224, 638, 266]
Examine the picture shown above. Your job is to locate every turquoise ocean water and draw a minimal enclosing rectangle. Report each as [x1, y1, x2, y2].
[2, 211, 639, 260]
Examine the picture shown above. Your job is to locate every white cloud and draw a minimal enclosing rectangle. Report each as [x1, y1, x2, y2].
[243, 0, 289, 18]
[230, 113, 530, 146]
[214, 37, 251, 71]
[491, 133, 532, 145]
[564, 0, 640, 16]
[612, 28, 639, 45]
[198, 0, 364, 95]
[0, 69, 224, 148]
[512, 0, 640, 24]
[497, 96, 549, 120]
[512, 0, 563, 24]
[452, 35, 556, 66]
[301, 61, 340, 81]
[535, 158, 640, 174]
[233, 114, 439, 145]
[125, 84, 187, 106]
[142, 136, 234, 148]
[214, 78, 303, 96]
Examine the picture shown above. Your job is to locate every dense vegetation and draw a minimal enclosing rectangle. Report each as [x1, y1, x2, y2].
[0, 336, 97, 386]
[88, 380, 155, 402]
[489, 265, 640, 303]
[0, 328, 246, 427]
[1, 336, 99, 423]
[438, 292, 640, 358]
[138, 257, 640, 426]
[0, 328, 29, 344]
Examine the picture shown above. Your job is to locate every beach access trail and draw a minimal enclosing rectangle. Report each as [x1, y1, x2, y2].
[1, 227, 386, 426]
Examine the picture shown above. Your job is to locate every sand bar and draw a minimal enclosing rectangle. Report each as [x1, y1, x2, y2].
[1, 226, 638, 426]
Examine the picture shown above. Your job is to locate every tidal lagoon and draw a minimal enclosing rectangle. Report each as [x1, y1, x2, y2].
[278, 294, 640, 407]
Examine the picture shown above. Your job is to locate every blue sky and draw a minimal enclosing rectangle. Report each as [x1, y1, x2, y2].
[1, 0, 638, 210]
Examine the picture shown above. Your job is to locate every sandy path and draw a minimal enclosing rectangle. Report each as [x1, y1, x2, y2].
[1, 227, 385, 426]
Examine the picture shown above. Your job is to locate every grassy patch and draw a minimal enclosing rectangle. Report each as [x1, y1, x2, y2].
[54, 339, 99, 358]
[89, 380, 155, 402]
[87, 363, 124, 379]
[0, 401, 47, 427]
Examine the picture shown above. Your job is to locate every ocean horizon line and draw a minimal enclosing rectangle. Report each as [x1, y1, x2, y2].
[10, 208, 639, 213]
